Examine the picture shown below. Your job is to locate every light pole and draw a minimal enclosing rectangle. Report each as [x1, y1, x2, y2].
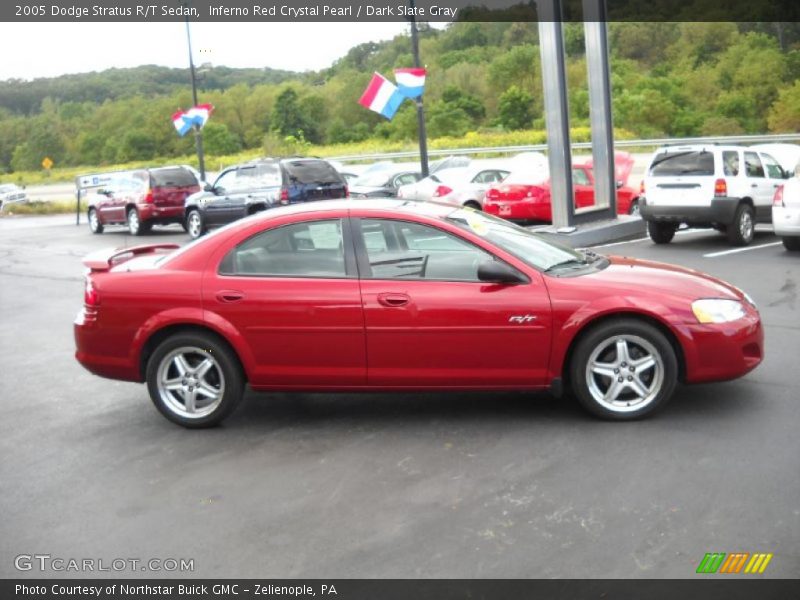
[184, 3, 206, 182]
[408, 0, 429, 177]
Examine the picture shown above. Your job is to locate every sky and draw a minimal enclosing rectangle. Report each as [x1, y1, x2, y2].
[0, 22, 421, 80]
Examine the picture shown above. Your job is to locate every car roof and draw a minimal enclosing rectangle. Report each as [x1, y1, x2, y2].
[252, 198, 455, 221]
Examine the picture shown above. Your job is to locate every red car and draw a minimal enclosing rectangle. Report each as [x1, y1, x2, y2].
[484, 155, 640, 222]
[75, 200, 763, 427]
[87, 166, 201, 236]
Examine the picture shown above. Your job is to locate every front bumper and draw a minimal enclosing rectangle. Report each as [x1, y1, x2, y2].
[682, 310, 764, 384]
[772, 206, 800, 237]
[640, 196, 741, 225]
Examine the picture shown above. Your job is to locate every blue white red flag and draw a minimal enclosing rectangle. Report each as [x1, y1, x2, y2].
[394, 68, 426, 99]
[172, 103, 214, 136]
[358, 73, 405, 120]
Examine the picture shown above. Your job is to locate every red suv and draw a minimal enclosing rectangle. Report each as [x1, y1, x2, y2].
[87, 166, 200, 236]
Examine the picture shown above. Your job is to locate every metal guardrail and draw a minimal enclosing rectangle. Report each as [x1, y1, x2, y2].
[329, 133, 800, 163]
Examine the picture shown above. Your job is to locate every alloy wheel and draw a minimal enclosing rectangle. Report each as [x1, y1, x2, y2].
[156, 346, 225, 419]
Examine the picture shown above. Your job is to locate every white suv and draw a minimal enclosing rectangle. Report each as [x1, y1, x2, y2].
[641, 145, 787, 246]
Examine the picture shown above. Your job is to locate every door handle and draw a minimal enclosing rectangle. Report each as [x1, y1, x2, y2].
[377, 293, 410, 307]
[216, 290, 244, 303]
[751, 183, 758, 188]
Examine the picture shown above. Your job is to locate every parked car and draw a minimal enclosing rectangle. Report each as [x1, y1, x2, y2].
[640, 145, 787, 246]
[75, 200, 763, 428]
[483, 163, 640, 222]
[86, 166, 200, 236]
[398, 159, 515, 203]
[428, 164, 513, 210]
[0, 183, 28, 210]
[772, 160, 800, 251]
[183, 157, 347, 239]
[749, 143, 800, 176]
[349, 165, 421, 198]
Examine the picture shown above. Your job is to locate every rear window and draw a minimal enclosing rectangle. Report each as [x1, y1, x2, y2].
[150, 167, 199, 188]
[649, 151, 714, 176]
[283, 161, 342, 185]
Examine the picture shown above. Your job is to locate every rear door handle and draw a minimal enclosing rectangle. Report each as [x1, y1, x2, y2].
[751, 183, 758, 188]
[216, 290, 244, 303]
[377, 293, 410, 307]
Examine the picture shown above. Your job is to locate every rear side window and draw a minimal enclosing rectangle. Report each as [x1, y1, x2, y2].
[649, 151, 714, 176]
[744, 152, 764, 178]
[572, 168, 591, 186]
[150, 167, 198, 188]
[722, 151, 740, 176]
[219, 220, 346, 278]
[283, 161, 342, 185]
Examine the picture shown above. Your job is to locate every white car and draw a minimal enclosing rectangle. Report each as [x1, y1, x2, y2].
[0, 183, 28, 210]
[750, 143, 800, 176]
[641, 144, 787, 246]
[773, 168, 800, 251]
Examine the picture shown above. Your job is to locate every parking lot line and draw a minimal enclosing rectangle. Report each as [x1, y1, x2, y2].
[703, 242, 783, 258]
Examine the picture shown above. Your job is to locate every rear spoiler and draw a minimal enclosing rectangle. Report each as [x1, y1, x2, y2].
[83, 244, 180, 272]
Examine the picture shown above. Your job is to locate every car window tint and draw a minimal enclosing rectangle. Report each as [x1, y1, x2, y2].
[649, 151, 714, 176]
[572, 168, 591, 186]
[283, 161, 341, 184]
[251, 163, 282, 187]
[220, 219, 346, 278]
[760, 153, 783, 179]
[360, 219, 491, 281]
[214, 169, 239, 193]
[722, 151, 740, 176]
[150, 167, 198, 187]
[744, 152, 764, 178]
[394, 173, 419, 187]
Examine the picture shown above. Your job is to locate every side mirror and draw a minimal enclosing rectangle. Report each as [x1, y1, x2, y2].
[615, 180, 624, 189]
[204, 182, 215, 192]
[477, 260, 526, 285]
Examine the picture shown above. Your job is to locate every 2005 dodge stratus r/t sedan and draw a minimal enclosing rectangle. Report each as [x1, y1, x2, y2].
[74, 200, 764, 428]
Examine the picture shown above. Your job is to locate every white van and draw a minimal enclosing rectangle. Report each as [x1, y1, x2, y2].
[640, 145, 787, 246]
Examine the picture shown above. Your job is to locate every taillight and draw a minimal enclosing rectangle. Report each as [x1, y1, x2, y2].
[84, 277, 100, 307]
[714, 178, 727, 197]
[485, 187, 498, 200]
[279, 188, 289, 205]
[143, 189, 154, 204]
[639, 180, 645, 195]
[773, 185, 784, 207]
[433, 185, 453, 198]
[344, 185, 349, 198]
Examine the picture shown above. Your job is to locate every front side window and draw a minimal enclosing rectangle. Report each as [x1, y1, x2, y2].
[760, 153, 784, 179]
[213, 169, 240, 193]
[219, 219, 346, 278]
[572, 168, 591, 186]
[359, 219, 492, 281]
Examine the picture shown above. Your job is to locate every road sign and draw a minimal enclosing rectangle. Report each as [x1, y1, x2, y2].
[42, 157, 53, 170]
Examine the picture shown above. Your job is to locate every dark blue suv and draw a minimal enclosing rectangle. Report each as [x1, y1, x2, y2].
[184, 158, 347, 239]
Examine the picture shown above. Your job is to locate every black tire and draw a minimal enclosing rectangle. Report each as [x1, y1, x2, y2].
[186, 208, 205, 239]
[88, 208, 104, 234]
[727, 204, 754, 246]
[647, 221, 677, 244]
[569, 318, 678, 420]
[463, 200, 482, 211]
[628, 199, 640, 217]
[146, 331, 244, 428]
[783, 236, 800, 251]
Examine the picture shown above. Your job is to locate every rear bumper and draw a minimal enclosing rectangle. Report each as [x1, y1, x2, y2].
[640, 196, 741, 225]
[74, 310, 141, 382]
[484, 200, 551, 221]
[137, 203, 184, 223]
[772, 206, 800, 237]
[682, 311, 764, 384]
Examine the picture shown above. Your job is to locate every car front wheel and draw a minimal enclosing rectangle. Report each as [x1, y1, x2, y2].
[186, 209, 205, 239]
[570, 319, 678, 420]
[88, 209, 104, 234]
[146, 332, 244, 428]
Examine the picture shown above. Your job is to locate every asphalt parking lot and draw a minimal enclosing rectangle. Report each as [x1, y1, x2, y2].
[0, 214, 797, 579]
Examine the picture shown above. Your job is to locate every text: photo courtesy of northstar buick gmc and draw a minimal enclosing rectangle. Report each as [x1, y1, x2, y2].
[74, 200, 764, 428]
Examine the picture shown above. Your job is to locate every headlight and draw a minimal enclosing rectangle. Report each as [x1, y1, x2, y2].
[691, 299, 746, 324]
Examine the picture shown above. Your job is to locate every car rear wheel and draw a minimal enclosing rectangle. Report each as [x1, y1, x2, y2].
[727, 204, 754, 246]
[647, 221, 676, 244]
[782, 236, 800, 251]
[146, 332, 244, 428]
[569, 319, 678, 420]
[127, 208, 150, 236]
[88, 209, 103, 234]
[186, 209, 205, 239]
[628, 199, 640, 217]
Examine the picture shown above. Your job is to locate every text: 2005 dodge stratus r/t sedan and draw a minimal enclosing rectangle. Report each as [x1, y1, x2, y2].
[75, 200, 763, 427]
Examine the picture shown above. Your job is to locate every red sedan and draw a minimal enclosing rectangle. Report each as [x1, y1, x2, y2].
[484, 160, 640, 222]
[75, 200, 763, 427]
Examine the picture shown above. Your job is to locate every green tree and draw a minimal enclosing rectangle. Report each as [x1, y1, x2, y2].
[768, 80, 800, 132]
[271, 87, 308, 139]
[497, 86, 534, 131]
[203, 122, 242, 155]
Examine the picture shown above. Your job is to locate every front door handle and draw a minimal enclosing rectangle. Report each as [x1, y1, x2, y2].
[216, 290, 244, 303]
[377, 293, 410, 307]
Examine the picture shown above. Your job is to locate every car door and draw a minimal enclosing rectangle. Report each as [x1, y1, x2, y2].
[353, 217, 552, 387]
[743, 151, 772, 221]
[759, 152, 786, 222]
[204, 217, 365, 387]
[572, 167, 595, 209]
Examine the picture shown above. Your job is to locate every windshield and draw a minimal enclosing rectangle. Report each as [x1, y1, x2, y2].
[502, 168, 548, 185]
[446, 209, 588, 272]
[649, 151, 714, 176]
[352, 172, 391, 187]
